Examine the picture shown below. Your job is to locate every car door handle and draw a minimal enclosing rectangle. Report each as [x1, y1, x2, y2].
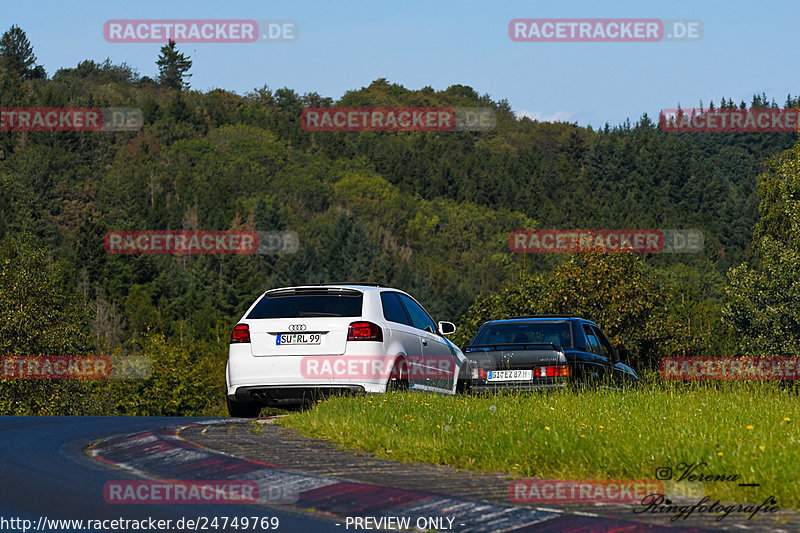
[422, 339, 428, 346]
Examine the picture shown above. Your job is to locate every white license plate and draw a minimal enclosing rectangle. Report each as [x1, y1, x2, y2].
[487, 369, 533, 382]
[277, 333, 322, 345]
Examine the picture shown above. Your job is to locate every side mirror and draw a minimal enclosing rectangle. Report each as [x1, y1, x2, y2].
[438, 321, 457, 336]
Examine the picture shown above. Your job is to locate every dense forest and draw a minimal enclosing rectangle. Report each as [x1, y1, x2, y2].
[1, 26, 798, 415]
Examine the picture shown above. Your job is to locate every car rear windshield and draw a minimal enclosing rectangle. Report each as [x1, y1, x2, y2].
[471, 321, 573, 348]
[246, 288, 363, 319]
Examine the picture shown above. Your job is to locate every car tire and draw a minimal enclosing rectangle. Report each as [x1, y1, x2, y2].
[386, 357, 409, 392]
[227, 397, 261, 418]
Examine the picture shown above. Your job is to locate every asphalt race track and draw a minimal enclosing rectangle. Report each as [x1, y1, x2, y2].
[0, 417, 342, 533]
[2, 416, 794, 533]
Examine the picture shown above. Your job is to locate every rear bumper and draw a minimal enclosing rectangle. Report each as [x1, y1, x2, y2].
[470, 380, 567, 394]
[227, 350, 398, 397]
[230, 385, 366, 407]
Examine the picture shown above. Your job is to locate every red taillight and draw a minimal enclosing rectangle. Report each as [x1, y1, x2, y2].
[347, 321, 383, 342]
[231, 324, 251, 344]
[471, 368, 487, 380]
[537, 365, 571, 377]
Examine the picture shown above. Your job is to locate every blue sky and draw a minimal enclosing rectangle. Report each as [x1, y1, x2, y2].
[5, 0, 798, 128]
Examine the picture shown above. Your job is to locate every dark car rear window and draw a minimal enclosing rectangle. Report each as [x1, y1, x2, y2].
[246, 289, 363, 319]
[380, 292, 411, 325]
[471, 321, 573, 348]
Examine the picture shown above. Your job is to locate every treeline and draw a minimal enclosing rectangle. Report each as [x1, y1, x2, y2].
[0, 27, 798, 415]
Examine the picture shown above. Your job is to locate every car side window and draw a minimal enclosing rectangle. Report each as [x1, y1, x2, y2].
[592, 326, 614, 359]
[397, 294, 438, 333]
[380, 292, 411, 326]
[582, 324, 603, 356]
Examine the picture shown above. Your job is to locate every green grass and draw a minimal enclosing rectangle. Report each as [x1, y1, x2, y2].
[280, 380, 800, 509]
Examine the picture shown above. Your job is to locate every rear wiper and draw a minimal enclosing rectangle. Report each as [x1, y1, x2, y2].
[297, 312, 343, 317]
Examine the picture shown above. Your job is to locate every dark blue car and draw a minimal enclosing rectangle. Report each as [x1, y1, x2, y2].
[463, 315, 638, 392]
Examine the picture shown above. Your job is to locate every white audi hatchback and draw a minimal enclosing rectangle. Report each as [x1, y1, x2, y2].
[226, 283, 469, 417]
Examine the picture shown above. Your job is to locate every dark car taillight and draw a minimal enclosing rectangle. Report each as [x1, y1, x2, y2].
[471, 368, 488, 380]
[347, 321, 383, 341]
[537, 365, 570, 377]
[231, 324, 251, 344]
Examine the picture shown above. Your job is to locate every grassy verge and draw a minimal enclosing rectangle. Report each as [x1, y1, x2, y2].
[280, 380, 799, 508]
